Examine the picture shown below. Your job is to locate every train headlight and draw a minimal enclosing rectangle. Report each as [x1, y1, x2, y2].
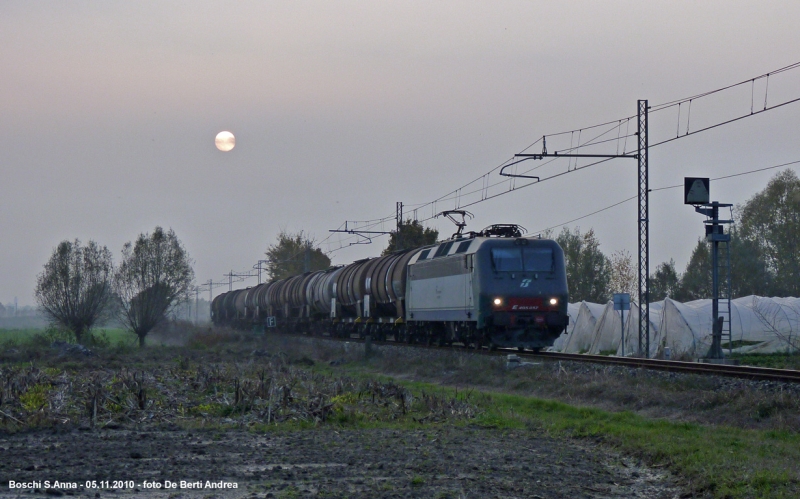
[493, 297, 503, 306]
[549, 297, 558, 306]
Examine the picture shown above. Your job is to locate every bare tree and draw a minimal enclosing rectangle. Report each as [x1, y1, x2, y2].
[114, 227, 194, 347]
[35, 240, 113, 344]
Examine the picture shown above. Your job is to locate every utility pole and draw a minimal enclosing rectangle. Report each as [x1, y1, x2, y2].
[195, 287, 199, 324]
[255, 260, 268, 284]
[396, 201, 403, 251]
[637, 99, 650, 358]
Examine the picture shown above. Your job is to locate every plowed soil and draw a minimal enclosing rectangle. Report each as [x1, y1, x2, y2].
[1, 425, 679, 499]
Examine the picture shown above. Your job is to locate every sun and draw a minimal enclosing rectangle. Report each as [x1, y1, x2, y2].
[215, 131, 235, 152]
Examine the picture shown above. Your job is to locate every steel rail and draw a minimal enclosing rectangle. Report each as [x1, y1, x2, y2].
[512, 351, 800, 383]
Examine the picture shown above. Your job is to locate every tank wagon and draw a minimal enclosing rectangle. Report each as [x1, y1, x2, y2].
[212, 225, 569, 350]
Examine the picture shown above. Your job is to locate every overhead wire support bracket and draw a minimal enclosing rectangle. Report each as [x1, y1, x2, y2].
[329, 222, 394, 246]
[500, 140, 638, 178]
[513, 152, 639, 159]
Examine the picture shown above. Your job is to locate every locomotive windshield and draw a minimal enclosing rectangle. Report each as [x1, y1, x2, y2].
[491, 247, 553, 272]
[522, 247, 554, 271]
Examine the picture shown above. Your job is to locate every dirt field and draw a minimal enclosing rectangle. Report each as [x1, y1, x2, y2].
[6, 328, 800, 498]
[0, 330, 687, 498]
[1, 426, 679, 498]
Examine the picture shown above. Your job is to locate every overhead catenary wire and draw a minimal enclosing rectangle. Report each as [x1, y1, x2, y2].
[387, 60, 800, 226]
[313, 62, 800, 257]
[531, 158, 800, 234]
[647, 61, 800, 110]
[649, 96, 800, 148]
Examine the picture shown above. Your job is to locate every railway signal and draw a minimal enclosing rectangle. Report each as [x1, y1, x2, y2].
[686, 178, 733, 361]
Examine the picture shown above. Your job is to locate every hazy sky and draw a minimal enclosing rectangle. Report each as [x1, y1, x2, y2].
[2, 1, 799, 305]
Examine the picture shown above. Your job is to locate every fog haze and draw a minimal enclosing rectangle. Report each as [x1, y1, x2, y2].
[2, 1, 799, 305]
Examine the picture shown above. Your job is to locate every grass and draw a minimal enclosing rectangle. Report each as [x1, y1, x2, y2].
[730, 352, 800, 370]
[0, 327, 138, 348]
[85, 328, 135, 347]
[725, 340, 764, 349]
[327, 341, 800, 498]
[380, 376, 800, 498]
[0, 328, 41, 344]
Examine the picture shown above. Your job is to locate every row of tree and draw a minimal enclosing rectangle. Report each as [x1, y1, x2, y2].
[35, 227, 194, 346]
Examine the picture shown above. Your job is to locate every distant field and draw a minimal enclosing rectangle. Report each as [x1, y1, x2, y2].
[0, 327, 135, 347]
[0, 328, 36, 344]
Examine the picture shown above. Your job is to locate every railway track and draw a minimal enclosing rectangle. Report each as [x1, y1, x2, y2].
[288, 331, 800, 384]
[522, 351, 800, 384]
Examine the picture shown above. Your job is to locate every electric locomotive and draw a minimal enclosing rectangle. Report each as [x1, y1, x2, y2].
[405, 225, 569, 350]
[211, 224, 569, 350]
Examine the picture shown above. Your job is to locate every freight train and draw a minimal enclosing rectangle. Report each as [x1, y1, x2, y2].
[211, 224, 569, 350]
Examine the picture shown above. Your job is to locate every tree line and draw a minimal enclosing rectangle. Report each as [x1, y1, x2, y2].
[35, 227, 194, 346]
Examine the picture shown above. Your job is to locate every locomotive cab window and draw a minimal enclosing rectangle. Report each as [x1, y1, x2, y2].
[523, 247, 554, 272]
[492, 247, 554, 272]
[491, 248, 523, 271]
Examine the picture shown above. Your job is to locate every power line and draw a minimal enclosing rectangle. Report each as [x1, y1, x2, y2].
[534, 195, 638, 234]
[531, 158, 800, 234]
[372, 61, 800, 226]
[309, 62, 800, 257]
[650, 96, 800, 148]
[648, 61, 800, 111]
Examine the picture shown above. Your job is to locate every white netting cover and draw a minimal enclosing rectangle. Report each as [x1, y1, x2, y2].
[551, 295, 800, 357]
[616, 301, 663, 358]
[731, 296, 800, 353]
[560, 301, 606, 353]
[550, 302, 582, 351]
